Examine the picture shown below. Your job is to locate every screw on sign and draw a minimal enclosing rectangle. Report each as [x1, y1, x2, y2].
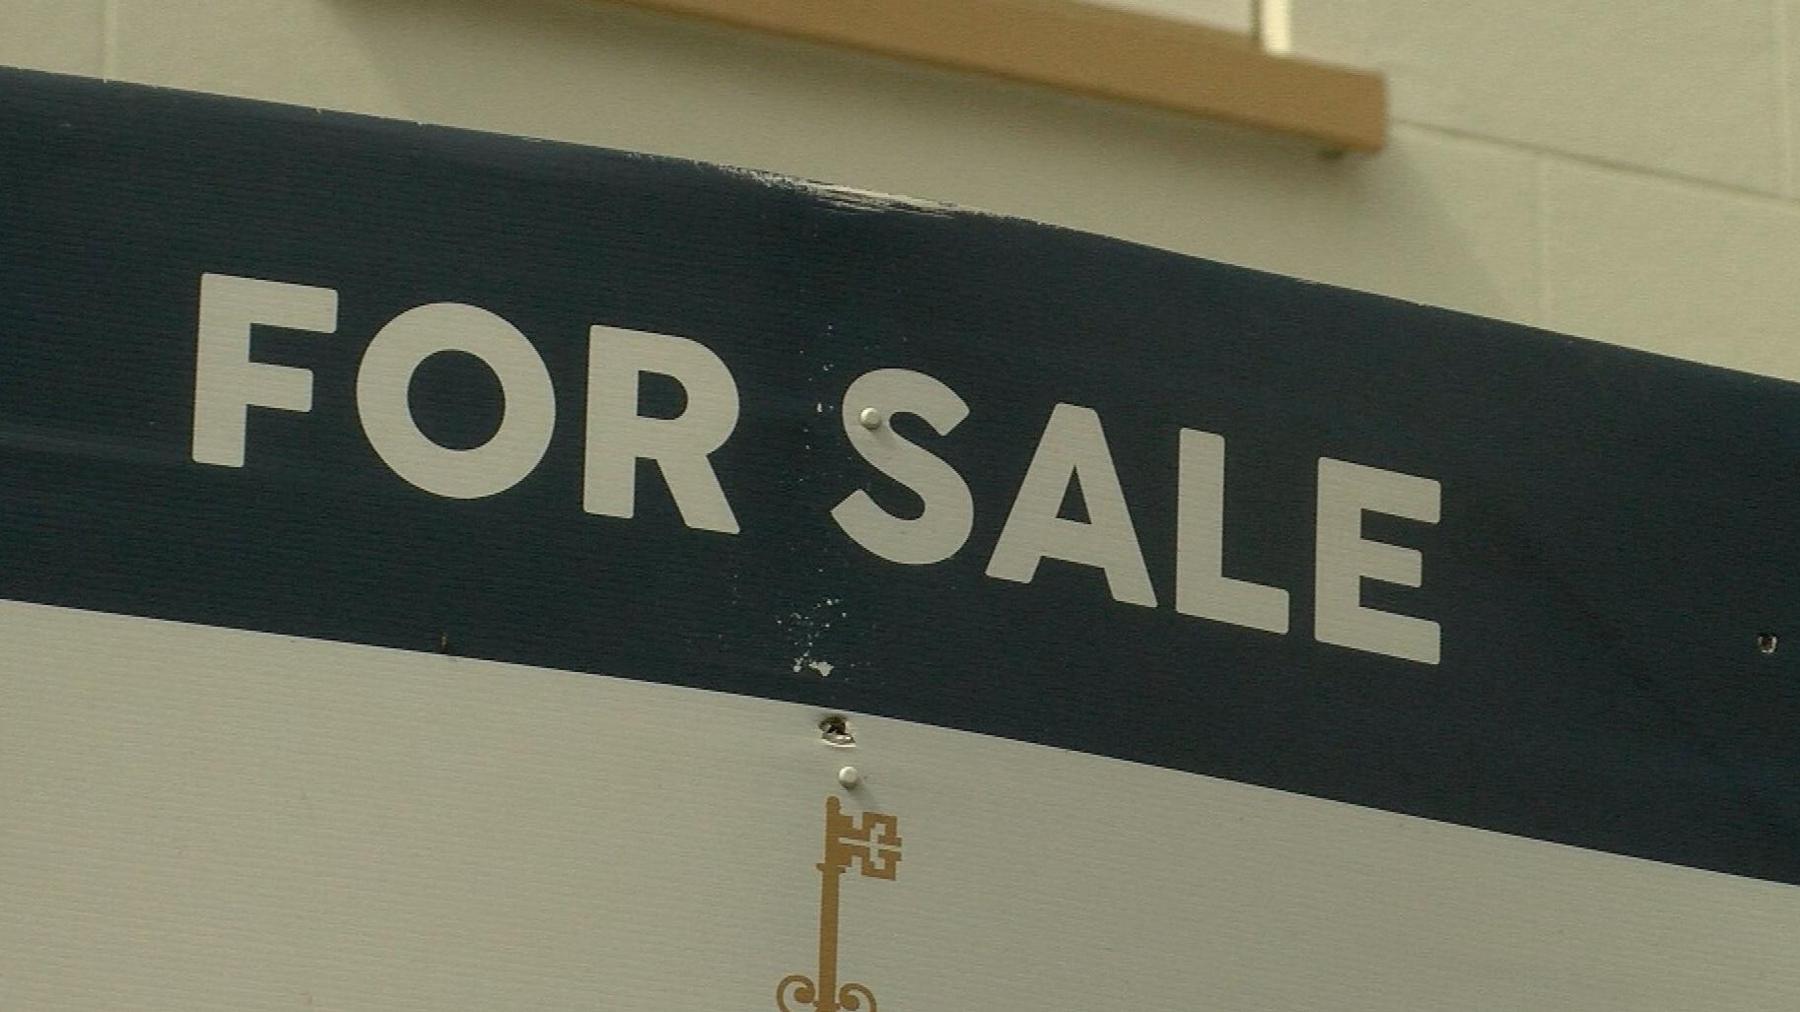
[778, 796, 902, 1012]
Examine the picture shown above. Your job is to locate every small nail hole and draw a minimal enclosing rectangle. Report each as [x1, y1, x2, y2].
[819, 715, 856, 747]
[1757, 633, 1778, 655]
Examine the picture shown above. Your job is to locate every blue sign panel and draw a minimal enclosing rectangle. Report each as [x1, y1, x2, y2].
[3, 69, 1796, 882]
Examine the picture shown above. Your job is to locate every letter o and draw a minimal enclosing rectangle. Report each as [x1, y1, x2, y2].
[357, 302, 555, 499]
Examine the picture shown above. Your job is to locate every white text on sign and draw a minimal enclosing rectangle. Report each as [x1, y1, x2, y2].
[190, 272, 1441, 665]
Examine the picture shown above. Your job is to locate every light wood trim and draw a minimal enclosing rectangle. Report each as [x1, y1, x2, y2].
[612, 0, 1386, 151]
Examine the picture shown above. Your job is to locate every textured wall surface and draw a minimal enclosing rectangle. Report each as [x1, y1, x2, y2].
[1291, 0, 1800, 379]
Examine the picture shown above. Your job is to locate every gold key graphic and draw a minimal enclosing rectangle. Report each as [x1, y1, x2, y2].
[777, 796, 903, 1012]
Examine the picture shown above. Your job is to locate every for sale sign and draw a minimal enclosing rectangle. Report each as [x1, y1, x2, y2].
[2, 68, 1797, 1010]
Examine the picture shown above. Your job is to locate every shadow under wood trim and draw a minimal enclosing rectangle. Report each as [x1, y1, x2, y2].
[610, 0, 1387, 152]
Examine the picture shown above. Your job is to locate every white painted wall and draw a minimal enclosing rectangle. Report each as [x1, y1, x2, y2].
[1291, 0, 1800, 378]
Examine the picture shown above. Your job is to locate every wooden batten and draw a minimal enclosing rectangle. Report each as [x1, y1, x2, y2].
[613, 0, 1387, 152]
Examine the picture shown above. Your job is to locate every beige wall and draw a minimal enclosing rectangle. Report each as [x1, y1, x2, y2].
[5, 0, 1797, 380]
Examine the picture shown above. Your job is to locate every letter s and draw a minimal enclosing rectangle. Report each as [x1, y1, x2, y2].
[830, 369, 973, 565]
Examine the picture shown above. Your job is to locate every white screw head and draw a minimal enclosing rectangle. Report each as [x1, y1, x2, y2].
[858, 407, 884, 430]
[837, 765, 862, 789]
